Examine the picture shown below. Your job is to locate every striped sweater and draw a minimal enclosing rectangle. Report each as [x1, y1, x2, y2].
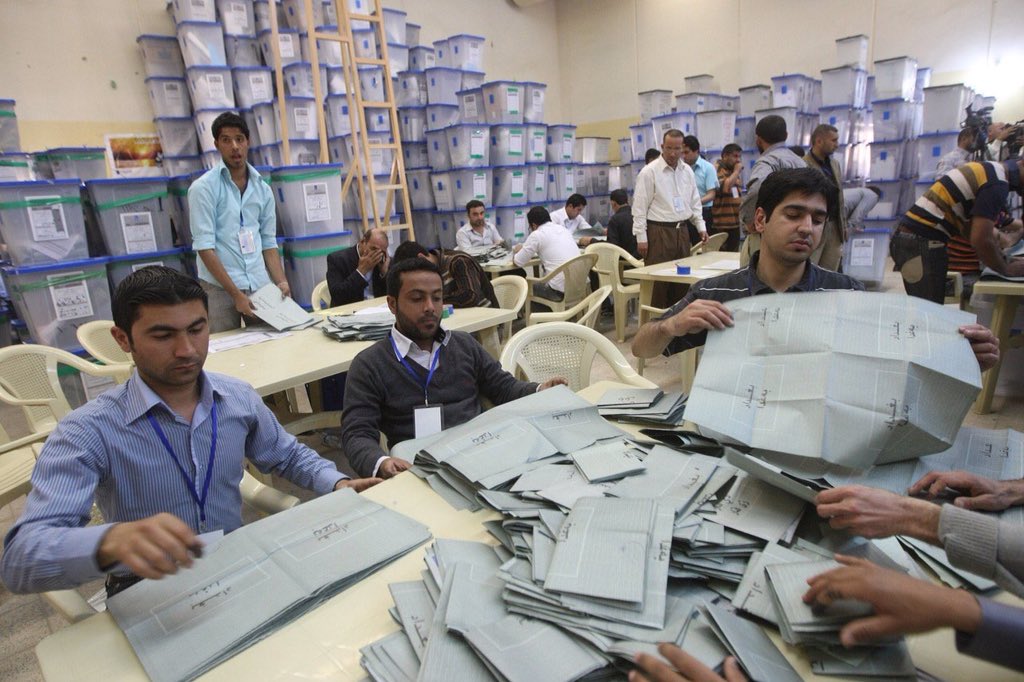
[903, 161, 1018, 242]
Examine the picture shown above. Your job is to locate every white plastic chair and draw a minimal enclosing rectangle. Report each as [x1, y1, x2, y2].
[585, 242, 643, 342]
[0, 344, 299, 622]
[76, 320, 133, 366]
[311, 280, 331, 311]
[490, 274, 528, 340]
[531, 285, 611, 329]
[524, 253, 598, 325]
[500, 321, 657, 393]
[691, 232, 728, 255]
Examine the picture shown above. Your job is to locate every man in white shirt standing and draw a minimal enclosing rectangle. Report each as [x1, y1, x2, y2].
[513, 206, 581, 302]
[455, 200, 505, 250]
[632, 129, 708, 307]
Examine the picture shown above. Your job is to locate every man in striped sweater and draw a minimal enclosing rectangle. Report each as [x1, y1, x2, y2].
[632, 168, 999, 370]
[892, 158, 1024, 303]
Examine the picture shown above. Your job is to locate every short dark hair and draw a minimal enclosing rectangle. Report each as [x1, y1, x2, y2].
[957, 128, 974, 145]
[566, 193, 587, 208]
[465, 199, 484, 213]
[113, 266, 207, 341]
[392, 240, 430, 263]
[722, 143, 742, 156]
[644, 148, 661, 163]
[527, 205, 551, 227]
[386, 257, 441, 298]
[755, 115, 788, 145]
[609, 188, 628, 205]
[682, 135, 700, 152]
[756, 167, 839, 224]
[211, 111, 249, 140]
[662, 129, 684, 143]
[811, 124, 838, 145]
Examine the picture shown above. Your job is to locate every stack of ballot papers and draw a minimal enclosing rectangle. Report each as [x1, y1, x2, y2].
[107, 489, 430, 682]
[597, 388, 688, 425]
[247, 283, 319, 331]
[685, 291, 982, 469]
[322, 309, 395, 341]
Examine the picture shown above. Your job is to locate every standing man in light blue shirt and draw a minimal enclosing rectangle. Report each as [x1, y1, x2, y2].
[1, 267, 380, 597]
[188, 112, 290, 332]
[682, 135, 719, 246]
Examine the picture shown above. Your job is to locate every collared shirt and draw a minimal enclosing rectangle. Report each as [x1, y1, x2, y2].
[1, 371, 345, 594]
[550, 207, 592, 235]
[935, 147, 971, 178]
[808, 152, 838, 185]
[455, 221, 503, 250]
[690, 156, 720, 208]
[513, 221, 580, 292]
[188, 161, 277, 292]
[658, 251, 864, 355]
[632, 156, 706, 242]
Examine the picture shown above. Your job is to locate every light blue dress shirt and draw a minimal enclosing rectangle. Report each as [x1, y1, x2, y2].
[692, 156, 720, 208]
[1, 371, 345, 594]
[188, 161, 277, 292]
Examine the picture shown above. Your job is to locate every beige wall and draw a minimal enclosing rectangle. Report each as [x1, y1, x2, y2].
[0, 0, 562, 151]
[556, 0, 1024, 159]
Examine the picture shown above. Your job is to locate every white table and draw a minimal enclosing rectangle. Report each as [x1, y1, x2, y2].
[34, 382, 1024, 681]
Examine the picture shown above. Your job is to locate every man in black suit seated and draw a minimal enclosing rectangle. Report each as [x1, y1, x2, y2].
[326, 228, 390, 306]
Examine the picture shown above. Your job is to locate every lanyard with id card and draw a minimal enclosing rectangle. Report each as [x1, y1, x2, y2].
[238, 208, 257, 255]
[390, 334, 443, 438]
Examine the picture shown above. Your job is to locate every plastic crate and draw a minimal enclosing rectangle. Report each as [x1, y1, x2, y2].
[397, 71, 428, 107]
[547, 124, 577, 164]
[447, 34, 484, 71]
[446, 124, 489, 168]
[425, 129, 452, 170]
[821, 66, 868, 108]
[186, 65, 235, 108]
[922, 84, 971, 133]
[492, 166, 528, 206]
[381, 7, 407, 44]
[770, 74, 814, 110]
[177, 21, 227, 68]
[382, 42, 409, 74]
[426, 104, 459, 131]
[282, 62, 328, 98]
[163, 155, 203, 177]
[107, 247, 187, 290]
[872, 98, 914, 141]
[577, 163, 609, 196]
[526, 163, 548, 203]
[866, 178, 904, 218]
[546, 163, 576, 201]
[136, 35, 186, 78]
[673, 92, 717, 113]
[489, 125, 527, 165]
[409, 46, 435, 72]
[216, 0, 256, 36]
[270, 164, 345, 238]
[224, 33, 261, 67]
[696, 110, 737, 151]
[457, 88, 484, 124]
[434, 210, 457, 249]
[357, 65, 385, 101]
[398, 106, 427, 142]
[841, 227, 890, 289]
[493, 205, 529, 244]
[232, 66, 273, 108]
[173, 0, 215, 21]
[432, 39, 451, 68]
[482, 81, 524, 125]
[525, 124, 547, 163]
[873, 56, 917, 100]
[257, 27, 303, 67]
[155, 118, 200, 157]
[915, 131, 961, 181]
[868, 140, 906, 181]
[406, 22, 421, 47]
[0, 179, 90, 265]
[146, 77, 192, 117]
[629, 123, 654, 163]
[0, 153, 34, 182]
[523, 82, 546, 124]
[45, 148, 107, 181]
[638, 89, 672, 122]
[402, 141, 428, 169]
[281, 0, 324, 30]
[282, 230, 354, 305]
[85, 177, 173, 256]
[836, 34, 869, 69]
[574, 137, 610, 164]
[1, 256, 112, 350]
[430, 171, 454, 211]
[651, 111, 696, 142]
[406, 167, 434, 210]
[255, 139, 321, 167]
[449, 167, 492, 206]
[411, 210, 438, 248]
[426, 67, 465, 106]
[738, 85, 771, 117]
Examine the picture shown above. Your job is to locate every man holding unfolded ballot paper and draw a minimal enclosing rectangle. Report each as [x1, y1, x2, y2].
[1, 268, 381, 598]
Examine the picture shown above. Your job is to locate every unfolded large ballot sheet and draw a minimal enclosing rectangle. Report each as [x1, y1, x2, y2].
[684, 291, 981, 469]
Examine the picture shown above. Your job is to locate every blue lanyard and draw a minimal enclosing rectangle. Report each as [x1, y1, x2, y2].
[146, 401, 218, 523]
[390, 334, 441, 405]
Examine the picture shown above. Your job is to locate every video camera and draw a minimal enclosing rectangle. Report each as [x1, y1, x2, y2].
[963, 104, 1024, 158]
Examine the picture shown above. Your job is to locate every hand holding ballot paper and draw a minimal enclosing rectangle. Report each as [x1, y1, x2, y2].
[246, 282, 318, 330]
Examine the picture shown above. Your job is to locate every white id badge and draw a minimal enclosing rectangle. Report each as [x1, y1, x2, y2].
[731, 186, 740, 198]
[238, 229, 257, 254]
[672, 195, 683, 212]
[414, 405, 443, 438]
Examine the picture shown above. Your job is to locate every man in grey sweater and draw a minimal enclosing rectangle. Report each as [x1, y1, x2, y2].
[341, 258, 566, 479]
[805, 472, 1024, 671]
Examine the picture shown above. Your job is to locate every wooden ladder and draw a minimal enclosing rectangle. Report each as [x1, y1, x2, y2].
[264, 0, 414, 240]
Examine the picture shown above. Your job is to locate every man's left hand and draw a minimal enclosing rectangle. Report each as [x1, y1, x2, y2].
[698, 231, 709, 245]
[539, 377, 568, 390]
[276, 280, 291, 299]
[334, 477, 383, 492]
[959, 323, 999, 372]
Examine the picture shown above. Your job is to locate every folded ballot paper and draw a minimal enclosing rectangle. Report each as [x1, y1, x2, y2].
[247, 283, 319, 331]
[107, 489, 430, 682]
[684, 291, 981, 470]
[598, 389, 688, 426]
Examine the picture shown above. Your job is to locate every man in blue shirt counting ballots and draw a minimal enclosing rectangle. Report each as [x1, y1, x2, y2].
[1, 267, 381, 597]
[188, 111, 290, 332]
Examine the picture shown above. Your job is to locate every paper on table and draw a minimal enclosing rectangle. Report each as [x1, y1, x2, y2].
[248, 283, 316, 330]
[704, 259, 739, 271]
[684, 291, 981, 470]
[208, 330, 291, 353]
[353, 303, 394, 316]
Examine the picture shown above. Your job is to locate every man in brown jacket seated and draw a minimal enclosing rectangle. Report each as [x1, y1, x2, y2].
[392, 241, 499, 308]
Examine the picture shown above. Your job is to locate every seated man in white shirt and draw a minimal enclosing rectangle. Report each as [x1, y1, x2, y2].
[513, 206, 581, 301]
[550, 194, 593, 238]
[455, 200, 505, 251]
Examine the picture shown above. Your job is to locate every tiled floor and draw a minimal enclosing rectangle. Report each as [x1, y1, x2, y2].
[1, 264, 1021, 681]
